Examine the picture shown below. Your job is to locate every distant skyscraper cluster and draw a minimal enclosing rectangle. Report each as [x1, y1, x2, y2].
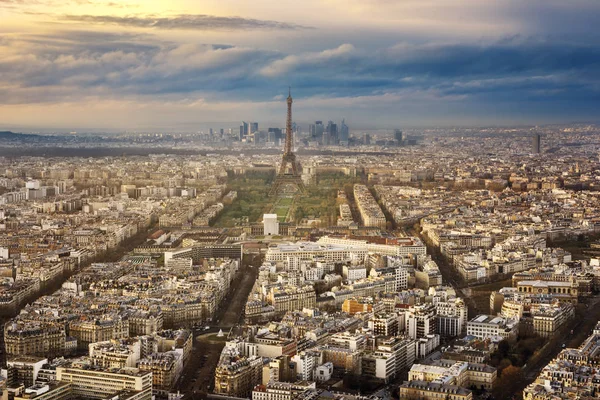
[196, 121, 410, 149]
[238, 121, 266, 144]
[194, 127, 229, 143]
[308, 119, 348, 146]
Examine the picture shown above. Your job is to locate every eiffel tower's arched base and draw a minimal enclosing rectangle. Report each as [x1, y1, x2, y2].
[269, 175, 306, 196]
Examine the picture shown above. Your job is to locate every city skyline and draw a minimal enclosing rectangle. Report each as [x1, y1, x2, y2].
[3, 2, 600, 399]
[1, 0, 600, 131]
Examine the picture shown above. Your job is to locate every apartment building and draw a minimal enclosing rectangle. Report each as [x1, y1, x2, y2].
[252, 381, 315, 400]
[406, 304, 437, 340]
[399, 381, 472, 400]
[353, 185, 386, 229]
[138, 352, 182, 395]
[214, 353, 263, 398]
[4, 322, 66, 359]
[69, 316, 129, 351]
[56, 366, 152, 400]
[89, 339, 141, 369]
[467, 315, 518, 340]
[265, 243, 368, 264]
[531, 303, 575, 338]
[268, 286, 316, 314]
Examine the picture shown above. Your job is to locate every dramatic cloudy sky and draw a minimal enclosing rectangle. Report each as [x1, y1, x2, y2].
[1, 0, 599, 131]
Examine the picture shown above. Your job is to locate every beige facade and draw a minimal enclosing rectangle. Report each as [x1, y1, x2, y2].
[56, 367, 152, 400]
[268, 286, 316, 314]
[69, 317, 129, 351]
[214, 356, 263, 398]
[516, 280, 578, 303]
[14, 382, 71, 400]
[138, 353, 182, 395]
[532, 303, 574, 338]
[354, 184, 386, 229]
[400, 381, 472, 400]
[4, 323, 66, 359]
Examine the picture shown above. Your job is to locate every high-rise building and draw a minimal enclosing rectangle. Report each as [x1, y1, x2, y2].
[394, 129, 404, 144]
[268, 128, 282, 143]
[363, 133, 371, 145]
[326, 121, 338, 144]
[532, 134, 541, 154]
[239, 121, 249, 140]
[250, 122, 259, 134]
[340, 119, 349, 144]
[314, 121, 324, 140]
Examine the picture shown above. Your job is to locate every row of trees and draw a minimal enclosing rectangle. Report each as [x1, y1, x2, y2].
[214, 173, 275, 226]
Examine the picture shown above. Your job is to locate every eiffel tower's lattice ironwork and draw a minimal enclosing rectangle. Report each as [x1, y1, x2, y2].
[270, 88, 306, 195]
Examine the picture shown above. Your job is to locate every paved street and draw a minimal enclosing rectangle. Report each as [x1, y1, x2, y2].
[520, 295, 600, 387]
[175, 260, 260, 399]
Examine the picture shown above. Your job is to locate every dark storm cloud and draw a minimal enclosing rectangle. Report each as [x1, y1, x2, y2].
[380, 40, 600, 78]
[58, 14, 311, 31]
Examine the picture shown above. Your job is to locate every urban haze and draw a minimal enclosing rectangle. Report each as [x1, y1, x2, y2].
[0, 2, 600, 400]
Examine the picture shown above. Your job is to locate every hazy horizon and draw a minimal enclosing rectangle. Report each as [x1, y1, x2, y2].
[3, 120, 599, 136]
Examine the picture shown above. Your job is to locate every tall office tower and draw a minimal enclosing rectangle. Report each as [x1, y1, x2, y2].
[315, 121, 324, 140]
[220, 128, 224, 138]
[532, 134, 541, 154]
[250, 122, 259, 134]
[363, 133, 371, 145]
[326, 121, 338, 144]
[209, 128, 214, 140]
[268, 128, 282, 143]
[269, 88, 306, 195]
[322, 131, 330, 145]
[242, 121, 249, 135]
[239, 126, 244, 141]
[394, 129, 404, 144]
[340, 119, 349, 144]
[309, 124, 316, 138]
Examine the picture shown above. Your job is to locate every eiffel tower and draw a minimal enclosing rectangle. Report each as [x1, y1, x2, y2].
[269, 88, 306, 195]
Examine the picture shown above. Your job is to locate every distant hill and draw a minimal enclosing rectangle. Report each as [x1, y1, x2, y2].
[0, 131, 42, 139]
